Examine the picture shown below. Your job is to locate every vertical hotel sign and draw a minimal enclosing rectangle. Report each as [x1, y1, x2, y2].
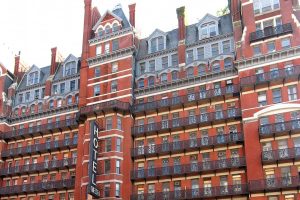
[88, 121, 100, 198]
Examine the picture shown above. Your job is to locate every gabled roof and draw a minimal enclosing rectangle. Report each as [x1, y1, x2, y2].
[53, 54, 80, 81]
[148, 29, 168, 40]
[197, 13, 219, 26]
[92, 10, 123, 31]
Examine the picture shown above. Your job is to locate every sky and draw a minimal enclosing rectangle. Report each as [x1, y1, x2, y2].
[0, 0, 228, 73]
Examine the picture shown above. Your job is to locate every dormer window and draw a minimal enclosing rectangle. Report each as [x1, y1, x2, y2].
[151, 36, 164, 53]
[201, 22, 217, 39]
[28, 71, 39, 85]
[64, 61, 76, 76]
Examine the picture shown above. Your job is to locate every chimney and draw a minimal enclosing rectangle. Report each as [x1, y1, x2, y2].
[14, 51, 21, 77]
[50, 47, 58, 75]
[129, 3, 136, 27]
[176, 6, 186, 41]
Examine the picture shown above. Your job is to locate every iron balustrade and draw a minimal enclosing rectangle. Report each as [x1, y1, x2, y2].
[1, 118, 78, 141]
[80, 100, 130, 116]
[0, 179, 75, 195]
[262, 147, 300, 163]
[249, 176, 299, 192]
[259, 119, 300, 138]
[131, 184, 248, 200]
[0, 158, 76, 176]
[249, 23, 293, 43]
[240, 66, 300, 87]
[131, 157, 246, 180]
[132, 85, 240, 114]
[131, 132, 244, 158]
[132, 109, 241, 137]
[1, 138, 78, 158]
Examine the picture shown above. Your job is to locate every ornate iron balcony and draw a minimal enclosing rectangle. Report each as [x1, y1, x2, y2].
[240, 66, 300, 87]
[131, 157, 246, 180]
[262, 148, 300, 164]
[0, 179, 75, 195]
[1, 118, 78, 141]
[249, 176, 299, 192]
[249, 23, 293, 43]
[0, 158, 76, 177]
[132, 132, 244, 158]
[131, 184, 248, 200]
[259, 119, 300, 138]
[132, 109, 241, 137]
[132, 85, 240, 114]
[1, 138, 78, 158]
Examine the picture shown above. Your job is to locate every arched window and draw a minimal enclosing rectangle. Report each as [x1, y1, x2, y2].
[187, 67, 194, 78]
[138, 79, 144, 89]
[30, 105, 35, 114]
[67, 96, 73, 105]
[198, 64, 206, 76]
[112, 23, 119, 32]
[49, 100, 54, 109]
[98, 28, 104, 37]
[105, 26, 111, 34]
[148, 76, 155, 87]
[75, 94, 79, 104]
[14, 108, 18, 116]
[172, 71, 178, 81]
[38, 103, 43, 113]
[224, 58, 233, 69]
[212, 62, 221, 72]
[57, 99, 62, 107]
[21, 107, 26, 115]
[161, 73, 167, 83]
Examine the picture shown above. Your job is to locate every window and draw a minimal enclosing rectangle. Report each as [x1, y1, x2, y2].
[224, 58, 233, 69]
[60, 83, 65, 94]
[197, 47, 205, 59]
[94, 67, 100, 77]
[70, 80, 76, 91]
[115, 183, 121, 197]
[149, 60, 155, 72]
[272, 88, 281, 103]
[201, 22, 217, 38]
[96, 44, 102, 55]
[148, 76, 155, 86]
[41, 88, 45, 98]
[67, 96, 72, 105]
[171, 54, 178, 66]
[53, 84, 58, 94]
[65, 61, 76, 76]
[105, 138, 112, 152]
[111, 80, 117, 92]
[161, 73, 167, 83]
[57, 99, 62, 107]
[34, 89, 39, 99]
[49, 100, 54, 109]
[138, 79, 144, 88]
[139, 63, 145, 75]
[253, 0, 280, 14]
[106, 117, 112, 130]
[94, 85, 100, 96]
[28, 71, 39, 85]
[172, 71, 178, 80]
[112, 23, 119, 32]
[25, 92, 30, 102]
[267, 42, 276, 53]
[112, 39, 119, 51]
[105, 42, 110, 54]
[222, 40, 231, 53]
[258, 91, 267, 106]
[212, 62, 221, 72]
[211, 43, 219, 57]
[162, 56, 168, 69]
[38, 103, 43, 112]
[187, 67, 194, 78]
[116, 138, 121, 152]
[21, 107, 26, 115]
[151, 36, 164, 53]
[116, 160, 121, 174]
[117, 116, 122, 130]
[104, 160, 110, 174]
[98, 28, 104, 37]
[186, 50, 194, 63]
[105, 26, 111, 34]
[281, 38, 291, 49]
[18, 93, 23, 103]
[253, 45, 261, 55]
[288, 85, 297, 100]
[112, 62, 118, 73]
[104, 184, 110, 197]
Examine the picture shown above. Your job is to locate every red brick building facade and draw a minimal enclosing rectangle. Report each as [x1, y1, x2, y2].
[0, 0, 299, 200]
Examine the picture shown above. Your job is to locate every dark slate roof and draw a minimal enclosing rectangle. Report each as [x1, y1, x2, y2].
[17, 66, 50, 91]
[112, 6, 131, 29]
[137, 14, 233, 60]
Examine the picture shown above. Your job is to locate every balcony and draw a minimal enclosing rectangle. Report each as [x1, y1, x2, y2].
[132, 132, 244, 159]
[262, 148, 300, 164]
[80, 100, 130, 117]
[249, 176, 299, 192]
[0, 158, 76, 177]
[240, 66, 300, 88]
[132, 109, 241, 137]
[0, 179, 75, 196]
[131, 157, 246, 180]
[131, 184, 248, 200]
[1, 138, 78, 159]
[1, 118, 78, 141]
[249, 23, 293, 43]
[132, 85, 240, 115]
[259, 120, 300, 138]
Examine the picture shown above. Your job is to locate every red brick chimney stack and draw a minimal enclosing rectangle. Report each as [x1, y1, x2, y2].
[129, 3, 136, 27]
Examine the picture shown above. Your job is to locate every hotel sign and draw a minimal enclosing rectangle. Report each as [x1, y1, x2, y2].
[88, 121, 100, 198]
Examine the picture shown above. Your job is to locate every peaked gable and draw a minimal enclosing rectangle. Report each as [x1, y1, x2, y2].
[198, 13, 219, 26]
[148, 29, 167, 40]
[92, 10, 123, 31]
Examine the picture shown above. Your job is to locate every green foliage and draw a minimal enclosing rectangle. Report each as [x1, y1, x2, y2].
[217, 6, 229, 16]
